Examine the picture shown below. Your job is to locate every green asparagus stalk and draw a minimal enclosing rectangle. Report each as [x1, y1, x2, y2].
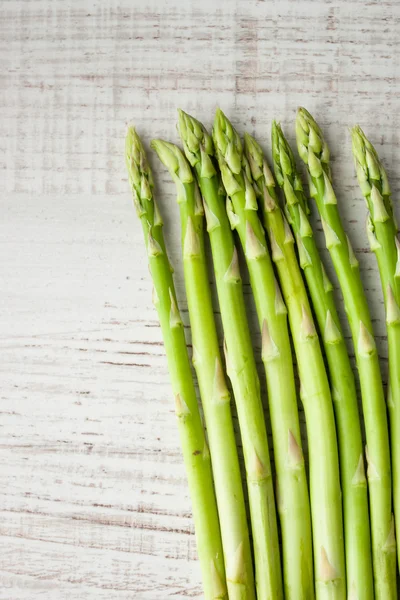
[125, 127, 227, 600]
[351, 125, 400, 573]
[296, 108, 396, 599]
[211, 110, 313, 600]
[177, 109, 283, 600]
[244, 132, 345, 600]
[272, 122, 373, 598]
[151, 139, 255, 599]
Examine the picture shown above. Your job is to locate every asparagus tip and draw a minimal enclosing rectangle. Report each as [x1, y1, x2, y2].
[271, 119, 284, 148]
[151, 138, 193, 183]
[212, 110, 242, 175]
[177, 108, 187, 136]
[214, 106, 224, 120]
[243, 132, 264, 182]
[125, 126, 155, 209]
[151, 138, 179, 174]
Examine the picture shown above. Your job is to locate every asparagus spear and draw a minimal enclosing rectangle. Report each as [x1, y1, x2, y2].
[296, 108, 396, 599]
[211, 110, 313, 600]
[125, 127, 227, 600]
[272, 122, 373, 598]
[351, 125, 400, 572]
[177, 109, 283, 600]
[151, 139, 255, 599]
[244, 132, 345, 600]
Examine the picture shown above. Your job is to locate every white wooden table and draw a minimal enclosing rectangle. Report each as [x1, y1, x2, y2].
[1, 1, 400, 597]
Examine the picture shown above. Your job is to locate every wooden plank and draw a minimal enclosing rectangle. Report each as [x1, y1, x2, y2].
[1, 0, 400, 597]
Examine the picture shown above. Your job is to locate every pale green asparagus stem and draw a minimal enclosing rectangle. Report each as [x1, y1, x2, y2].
[178, 109, 282, 600]
[272, 122, 373, 598]
[151, 139, 255, 600]
[125, 127, 227, 600]
[244, 132, 345, 600]
[212, 110, 313, 600]
[296, 108, 396, 599]
[351, 125, 400, 575]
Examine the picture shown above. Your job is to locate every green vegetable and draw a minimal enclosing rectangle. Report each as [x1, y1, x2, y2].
[351, 125, 400, 575]
[178, 109, 283, 600]
[296, 108, 396, 599]
[211, 110, 313, 600]
[272, 121, 373, 598]
[244, 131, 345, 600]
[125, 127, 227, 600]
[151, 138, 255, 600]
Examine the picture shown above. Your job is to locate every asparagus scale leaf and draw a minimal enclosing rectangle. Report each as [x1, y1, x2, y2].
[178, 109, 283, 600]
[244, 131, 345, 600]
[351, 125, 400, 575]
[212, 109, 314, 600]
[296, 108, 396, 599]
[151, 138, 256, 600]
[125, 127, 227, 600]
[272, 121, 373, 599]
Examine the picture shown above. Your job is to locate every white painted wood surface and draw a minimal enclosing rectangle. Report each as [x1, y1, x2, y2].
[1, 1, 400, 597]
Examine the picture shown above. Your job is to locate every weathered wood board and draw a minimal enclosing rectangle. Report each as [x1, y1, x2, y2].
[1, 1, 400, 597]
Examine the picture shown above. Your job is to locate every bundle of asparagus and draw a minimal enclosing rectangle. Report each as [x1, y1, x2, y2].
[125, 108, 398, 599]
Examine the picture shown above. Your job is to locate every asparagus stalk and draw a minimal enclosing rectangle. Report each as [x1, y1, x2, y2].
[272, 122, 373, 598]
[177, 109, 283, 600]
[125, 127, 227, 600]
[296, 108, 396, 599]
[351, 125, 400, 573]
[211, 110, 313, 600]
[151, 139, 255, 599]
[244, 132, 345, 600]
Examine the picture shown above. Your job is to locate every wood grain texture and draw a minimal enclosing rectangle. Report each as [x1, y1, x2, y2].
[1, 0, 400, 597]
